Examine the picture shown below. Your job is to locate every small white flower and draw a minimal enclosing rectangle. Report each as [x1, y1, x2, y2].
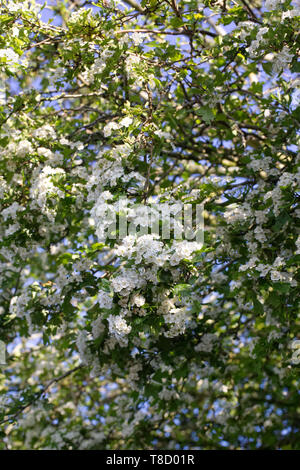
[119, 117, 133, 128]
[132, 294, 146, 307]
[97, 289, 113, 309]
[131, 32, 144, 46]
[103, 121, 120, 138]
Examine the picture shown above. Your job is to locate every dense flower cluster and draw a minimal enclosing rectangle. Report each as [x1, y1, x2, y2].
[0, 0, 299, 451]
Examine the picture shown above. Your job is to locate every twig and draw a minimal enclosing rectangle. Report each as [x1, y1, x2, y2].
[1, 365, 83, 425]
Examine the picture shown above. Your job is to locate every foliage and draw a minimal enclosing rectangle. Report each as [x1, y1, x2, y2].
[0, 0, 299, 450]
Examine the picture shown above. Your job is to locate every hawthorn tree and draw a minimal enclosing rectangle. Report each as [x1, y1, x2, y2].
[0, 0, 299, 450]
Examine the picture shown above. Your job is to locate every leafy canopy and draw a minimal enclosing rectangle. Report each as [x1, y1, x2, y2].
[0, 0, 299, 450]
